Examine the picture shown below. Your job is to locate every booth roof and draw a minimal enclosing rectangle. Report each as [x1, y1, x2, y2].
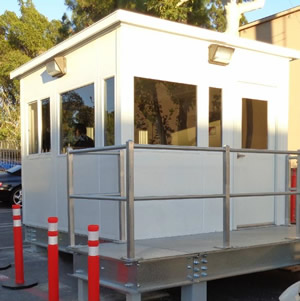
[10, 9, 300, 80]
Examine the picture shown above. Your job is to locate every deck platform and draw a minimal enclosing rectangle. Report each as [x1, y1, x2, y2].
[71, 225, 300, 300]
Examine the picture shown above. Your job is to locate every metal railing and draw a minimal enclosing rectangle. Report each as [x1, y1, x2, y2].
[0, 143, 21, 170]
[66, 141, 300, 260]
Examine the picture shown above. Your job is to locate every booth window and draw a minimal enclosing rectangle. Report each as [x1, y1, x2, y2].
[28, 102, 38, 154]
[242, 98, 268, 149]
[134, 77, 197, 146]
[104, 77, 115, 146]
[60, 84, 95, 153]
[209, 88, 222, 147]
[42, 98, 51, 152]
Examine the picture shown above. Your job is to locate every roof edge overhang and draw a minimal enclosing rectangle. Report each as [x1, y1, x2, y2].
[10, 9, 300, 80]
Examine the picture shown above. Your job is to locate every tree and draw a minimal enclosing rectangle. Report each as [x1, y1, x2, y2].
[0, 0, 64, 144]
[65, 0, 249, 33]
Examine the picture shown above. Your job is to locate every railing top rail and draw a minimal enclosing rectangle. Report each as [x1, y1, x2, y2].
[134, 143, 300, 156]
[230, 148, 300, 155]
[67, 142, 300, 156]
[68, 144, 126, 155]
[134, 144, 225, 152]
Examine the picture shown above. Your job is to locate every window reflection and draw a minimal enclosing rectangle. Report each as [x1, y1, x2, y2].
[242, 98, 268, 149]
[42, 98, 51, 152]
[209, 88, 222, 147]
[134, 77, 197, 146]
[28, 102, 38, 154]
[60, 84, 95, 153]
[104, 77, 115, 146]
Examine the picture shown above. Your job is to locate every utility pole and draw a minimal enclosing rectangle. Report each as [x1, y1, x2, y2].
[222, 0, 265, 35]
[176, 0, 266, 35]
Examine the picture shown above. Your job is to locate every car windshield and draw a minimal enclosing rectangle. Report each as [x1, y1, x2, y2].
[6, 165, 21, 174]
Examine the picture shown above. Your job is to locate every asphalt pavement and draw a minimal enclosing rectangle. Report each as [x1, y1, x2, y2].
[0, 200, 300, 301]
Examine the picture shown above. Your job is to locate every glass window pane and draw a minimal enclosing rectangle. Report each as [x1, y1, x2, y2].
[28, 102, 38, 154]
[104, 77, 115, 146]
[41, 98, 51, 152]
[134, 77, 197, 146]
[209, 88, 222, 147]
[60, 84, 95, 153]
[242, 98, 268, 149]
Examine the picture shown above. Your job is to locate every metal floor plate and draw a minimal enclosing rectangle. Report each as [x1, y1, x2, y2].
[73, 225, 298, 261]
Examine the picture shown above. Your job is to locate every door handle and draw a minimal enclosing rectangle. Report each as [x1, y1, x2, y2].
[237, 153, 246, 159]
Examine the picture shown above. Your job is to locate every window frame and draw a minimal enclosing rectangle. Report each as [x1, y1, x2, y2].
[241, 97, 268, 150]
[134, 76, 197, 146]
[208, 87, 222, 148]
[103, 76, 115, 146]
[59, 82, 96, 154]
[27, 97, 51, 156]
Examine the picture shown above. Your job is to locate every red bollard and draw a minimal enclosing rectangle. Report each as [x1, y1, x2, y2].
[48, 217, 59, 301]
[2, 205, 38, 289]
[12, 204, 24, 284]
[290, 168, 297, 224]
[88, 225, 100, 301]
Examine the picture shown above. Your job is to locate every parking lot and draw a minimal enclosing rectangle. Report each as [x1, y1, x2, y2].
[1, 200, 300, 301]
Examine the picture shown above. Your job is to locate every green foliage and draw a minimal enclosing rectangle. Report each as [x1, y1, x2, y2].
[0, 0, 64, 145]
[146, 0, 191, 22]
[65, 0, 249, 33]
[64, 0, 146, 31]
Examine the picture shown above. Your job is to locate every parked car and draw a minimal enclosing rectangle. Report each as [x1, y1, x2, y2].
[0, 165, 22, 205]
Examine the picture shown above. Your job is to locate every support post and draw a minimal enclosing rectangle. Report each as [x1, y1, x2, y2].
[223, 145, 231, 248]
[181, 282, 207, 301]
[126, 293, 142, 301]
[67, 147, 75, 247]
[296, 150, 300, 237]
[126, 141, 135, 260]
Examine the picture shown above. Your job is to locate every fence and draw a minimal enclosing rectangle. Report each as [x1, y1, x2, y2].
[0, 142, 21, 170]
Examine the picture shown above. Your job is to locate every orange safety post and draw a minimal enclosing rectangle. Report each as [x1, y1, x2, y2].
[48, 217, 59, 301]
[291, 168, 297, 224]
[88, 225, 100, 301]
[2, 205, 38, 289]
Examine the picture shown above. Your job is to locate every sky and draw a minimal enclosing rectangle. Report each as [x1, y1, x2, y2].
[0, 0, 70, 21]
[0, 0, 300, 22]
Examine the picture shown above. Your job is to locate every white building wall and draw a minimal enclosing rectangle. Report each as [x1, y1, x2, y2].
[118, 24, 290, 239]
[20, 30, 121, 239]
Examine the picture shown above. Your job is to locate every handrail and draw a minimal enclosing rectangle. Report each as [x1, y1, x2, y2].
[69, 194, 127, 201]
[69, 190, 300, 201]
[68, 144, 126, 154]
[66, 142, 300, 260]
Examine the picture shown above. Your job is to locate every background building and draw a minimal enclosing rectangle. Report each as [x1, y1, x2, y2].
[240, 6, 300, 152]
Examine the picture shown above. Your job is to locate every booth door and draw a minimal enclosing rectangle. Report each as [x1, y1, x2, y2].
[232, 95, 276, 228]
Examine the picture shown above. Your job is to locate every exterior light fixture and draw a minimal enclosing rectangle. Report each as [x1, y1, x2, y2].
[46, 57, 66, 77]
[208, 44, 235, 66]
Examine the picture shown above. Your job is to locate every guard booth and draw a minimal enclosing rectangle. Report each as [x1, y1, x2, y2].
[11, 10, 300, 301]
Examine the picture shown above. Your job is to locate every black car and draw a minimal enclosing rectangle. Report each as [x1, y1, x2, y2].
[0, 165, 22, 205]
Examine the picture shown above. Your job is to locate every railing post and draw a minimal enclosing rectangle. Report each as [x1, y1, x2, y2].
[126, 140, 135, 259]
[223, 145, 231, 248]
[296, 150, 300, 238]
[67, 147, 75, 247]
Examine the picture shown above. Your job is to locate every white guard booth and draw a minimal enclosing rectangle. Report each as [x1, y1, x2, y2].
[11, 10, 300, 245]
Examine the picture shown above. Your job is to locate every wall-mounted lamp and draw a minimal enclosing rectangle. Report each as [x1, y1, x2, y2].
[208, 44, 235, 66]
[46, 57, 66, 77]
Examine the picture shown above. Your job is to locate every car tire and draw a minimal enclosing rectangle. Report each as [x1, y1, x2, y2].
[10, 186, 22, 206]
